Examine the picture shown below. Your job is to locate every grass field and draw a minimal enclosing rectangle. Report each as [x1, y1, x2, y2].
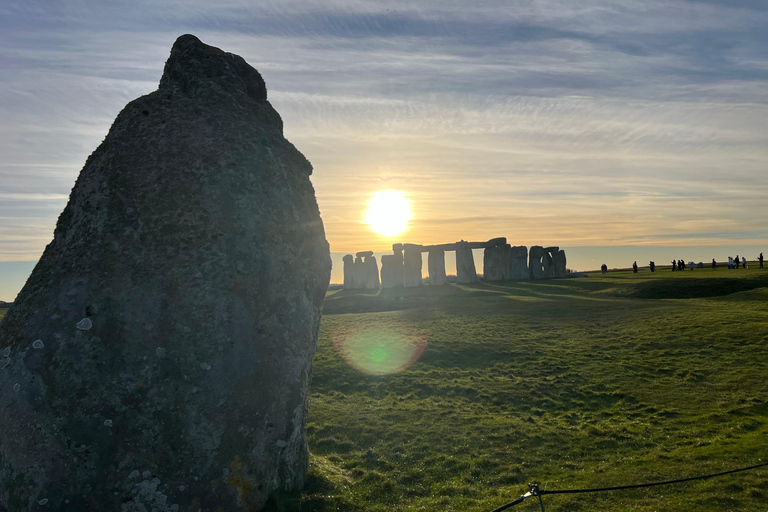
[303, 266, 768, 511]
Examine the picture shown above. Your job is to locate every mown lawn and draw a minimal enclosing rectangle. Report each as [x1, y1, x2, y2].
[303, 267, 768, 511]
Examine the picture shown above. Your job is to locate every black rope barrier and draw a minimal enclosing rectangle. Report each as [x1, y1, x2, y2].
[488, 460, 768, 511]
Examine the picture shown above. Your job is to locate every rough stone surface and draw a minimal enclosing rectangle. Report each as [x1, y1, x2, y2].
[427, 250, 448, 286]
[379, 255, 396, 289]
[353, 256, 365, 289]
[529, 245, 545, 279]
[391, 245, 404, 288]
[553, 250, 567, 277]
[342, 254, 354, 289]
[0, 34, 331, 512]
[362, 256, 380, 289]
[542, 251, 554, 277]
[511, 246, 528, 280]
[402, 244, 423, 287]
[483, 245, 506, 282]
[456, 242, 477, 284]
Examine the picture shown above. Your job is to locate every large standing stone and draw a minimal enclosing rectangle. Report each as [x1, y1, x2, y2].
[427, 249, 448, 286]
[483, 245, 506, 282]
[553, 250, 567, 277]
[511, 246, 528, 279]
[456, 242, 477, 284]
[353, 256, 365, 289]
[403, 243, 423, 287]
[529, 245, 545, 279]
[343, 254, 354, 289]
[500, 244, 513, 280]
[391, 243, 405, 288]
[363, 255, 380, 289]
[0, 35, 331, 512]
[379, 254, 396, 289]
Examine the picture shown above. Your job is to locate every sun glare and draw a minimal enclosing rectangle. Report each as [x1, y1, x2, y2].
[365, 190, 411, 237]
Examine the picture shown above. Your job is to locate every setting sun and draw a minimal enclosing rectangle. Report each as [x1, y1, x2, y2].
[365, 190, 411, 237]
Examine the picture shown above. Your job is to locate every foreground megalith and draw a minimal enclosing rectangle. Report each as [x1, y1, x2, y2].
[0, 34, 331, 511]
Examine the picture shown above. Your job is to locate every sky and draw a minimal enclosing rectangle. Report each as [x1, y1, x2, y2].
[2, 0, 768, 299]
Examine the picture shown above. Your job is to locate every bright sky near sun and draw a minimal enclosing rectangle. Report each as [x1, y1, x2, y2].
[2, 1, 768, 296]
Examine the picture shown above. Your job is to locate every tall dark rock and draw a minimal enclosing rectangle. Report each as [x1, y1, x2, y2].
[0, 34, 331, 511]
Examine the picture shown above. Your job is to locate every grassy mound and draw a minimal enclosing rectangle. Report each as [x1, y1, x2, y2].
[306, 267, 768, 511]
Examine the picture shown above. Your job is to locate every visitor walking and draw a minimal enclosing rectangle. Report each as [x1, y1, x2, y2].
[712, 258, 717, 270]
[633, 261, 638, 273]
[760, 252, 764, 269]
[679, 259, 685, 271]
[742, 256, 747, 269]
[728, 256, 734, 269]
[601, 263, 607, 274]
[649, 261, 656, 272]
[672, 260, 677, 271]
[735, 255, 740, 269]
[689, 261, 694, 271]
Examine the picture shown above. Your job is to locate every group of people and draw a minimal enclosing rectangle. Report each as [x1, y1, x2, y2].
[613, 252, 764, 274]
[670, 259, 694, 271]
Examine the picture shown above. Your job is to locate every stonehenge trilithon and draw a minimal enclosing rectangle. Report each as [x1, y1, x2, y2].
[344, 240, 566, 289]
[428, 249, 448, 286]
[0, 34, 331, 511]
[403, 243, 423, 287]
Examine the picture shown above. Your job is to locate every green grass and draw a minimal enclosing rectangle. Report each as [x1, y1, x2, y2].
[303, 266, 768, 511]
[0, 309, 6, 322]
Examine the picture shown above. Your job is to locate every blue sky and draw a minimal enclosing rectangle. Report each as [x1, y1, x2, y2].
[2, 0, 768, 297]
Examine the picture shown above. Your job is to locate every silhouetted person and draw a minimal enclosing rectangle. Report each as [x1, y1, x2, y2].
[735, 255, 740, 269]
[649, 261, 656, 272]
[633, 261, 638, 273]
[601, 263, 607, 274]
[678, 259, 684, 271]
[742, 256, 747, 269]
[760, 252, 764, 269]
[689, 261, 694, 271]
[712, 258, 717, 270]
[671, 260, 677, 271]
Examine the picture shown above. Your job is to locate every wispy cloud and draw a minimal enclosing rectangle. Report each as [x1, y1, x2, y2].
[1, 0, 767, 281]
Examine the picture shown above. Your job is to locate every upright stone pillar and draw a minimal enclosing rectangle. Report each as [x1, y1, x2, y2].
[392, 243, 405, 288]
[501, 244, 513, 280]
[483, 245, 506, 282]
[353, 255, 365, 289]
[529, 245, 545, 279]
[361, 253, 380, 289]
[456, 242, 477, 284]
[554, 249, 567, 277]
[380, 254, 396, 288]
[427, 249, 448, 286]
[343, 254, 354, 289]
[403, 243, 423, 287]
[511, 245, 528, 279]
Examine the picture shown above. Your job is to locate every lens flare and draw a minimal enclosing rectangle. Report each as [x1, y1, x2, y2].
[333, 327, 427, 375]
